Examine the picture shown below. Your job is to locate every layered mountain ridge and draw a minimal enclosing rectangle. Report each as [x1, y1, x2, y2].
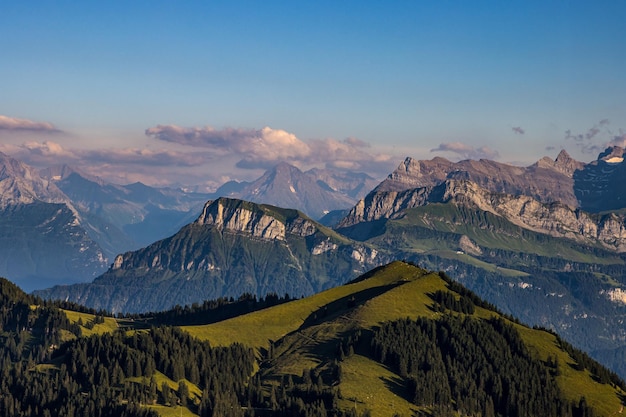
[39, 197, 383, 312]
[0, 152, 109, 290]
[339, 179, 626, 252]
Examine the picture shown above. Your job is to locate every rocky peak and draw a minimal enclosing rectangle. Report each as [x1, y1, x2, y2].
[534, 149, 584, 177]
[374, 156, 454, 192]
[223, 162, 355, 219]
[195, 197, 318, 240]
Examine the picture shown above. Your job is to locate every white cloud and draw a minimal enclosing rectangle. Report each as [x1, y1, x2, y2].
[430, 142, 499, 160]
[145, 124, 396, 174]
[0, 115, 61, 133]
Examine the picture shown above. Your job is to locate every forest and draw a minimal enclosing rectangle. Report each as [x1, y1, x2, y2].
[1, 269, 625, 417]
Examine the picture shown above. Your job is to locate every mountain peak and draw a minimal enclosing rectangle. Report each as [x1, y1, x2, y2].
[374, 156, 453, 192]
[222, 163, 355, 219]
[195, 197, 317, 240]
[533, 149, 583, 177]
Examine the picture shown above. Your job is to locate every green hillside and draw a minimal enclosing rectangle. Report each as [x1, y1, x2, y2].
[2, 262, 625, 417]
[183, 261, 626, 417]
[339, 202, 626, 373]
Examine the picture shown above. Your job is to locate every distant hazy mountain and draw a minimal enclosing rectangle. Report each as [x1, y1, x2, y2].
[41, 165, 211, 256]
[214, 162, 360, 219]
[0, 152, 108, 291]
[37, 197, 384, 312]
[305, 167, 379, 200]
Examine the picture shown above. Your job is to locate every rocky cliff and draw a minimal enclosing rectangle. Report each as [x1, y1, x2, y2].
[339, 179, 626, 252]
[195, 197, 318, 240]
[374, 151, 580, 207]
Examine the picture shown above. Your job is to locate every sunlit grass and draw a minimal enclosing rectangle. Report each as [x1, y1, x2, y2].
[338, 354, 418, 417]
[182, 261, 428, 349]
[516, 325, 625, 417]
[62, 309, 119, 336]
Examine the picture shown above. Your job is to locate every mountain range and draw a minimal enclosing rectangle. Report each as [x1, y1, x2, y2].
[0, 152, 372, 291]
[5, 145, 626, 380]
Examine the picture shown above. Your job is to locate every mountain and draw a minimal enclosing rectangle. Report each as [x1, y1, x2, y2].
[335, 158, 626, 379]
[305, 167, 379, 200]
[575, 146, 626, 212]
[214, 162, 363, 219]
[375, 150, 583, 208]
[338, 179, 626, 251]
[0, 153, 108, 291]
[36, 197, 384, 312]
[3, 262, 625, 417]
[181, 261, 626, 417]
[41, 165, 211, 255]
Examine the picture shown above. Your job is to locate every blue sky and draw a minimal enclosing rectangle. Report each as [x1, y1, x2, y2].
[1, 1, 625, 188]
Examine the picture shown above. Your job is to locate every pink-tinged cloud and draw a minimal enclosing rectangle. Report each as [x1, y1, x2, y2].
[81, 148, 211, 167]
[146, 124, 396, 173]
[4, 141, 211, 169]
[430, 142, 500, 160]
[0, 115, 61, 133]
[512, 126, 525, 135]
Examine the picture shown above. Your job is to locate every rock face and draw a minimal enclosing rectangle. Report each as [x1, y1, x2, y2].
[195, 198, 318, 240]
[374, 152, 580, 208]
[339, 179, 626, 252]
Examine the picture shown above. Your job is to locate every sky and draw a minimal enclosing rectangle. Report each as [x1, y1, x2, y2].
[1, 1, 625, 190]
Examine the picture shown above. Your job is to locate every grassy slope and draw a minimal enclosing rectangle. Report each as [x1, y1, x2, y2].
[182, 261, 625, 417]
[62, 309, 119, 337]
[55, 261, 624, 416]
[182, 261, 429, 348]
[373, 203, 623, 264]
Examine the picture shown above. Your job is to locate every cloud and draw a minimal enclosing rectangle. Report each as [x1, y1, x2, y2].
[430, 142, 500, 160]
[81, 148, 211, 167]
[3, 140, 211, 169]
[23, 141, 74, 157]
[0, 115, 61, 133]
[146, 124, 395, 174]
[608, 131, 626, 148]
[146, 125, 311, 168]
[565, 119, 617, 155]
[512, 126, 525, 135]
